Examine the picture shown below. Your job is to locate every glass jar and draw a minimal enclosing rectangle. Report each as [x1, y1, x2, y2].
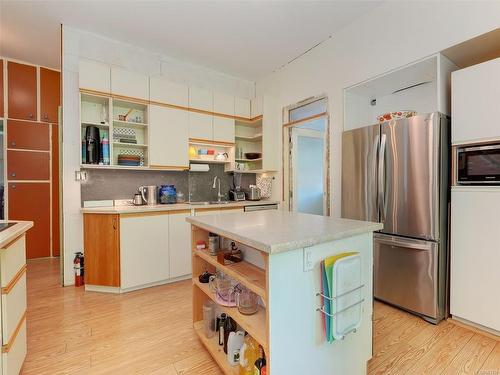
[159, 184, 176, 204]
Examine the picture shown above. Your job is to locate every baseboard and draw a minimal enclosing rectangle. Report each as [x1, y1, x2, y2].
[448, 316, 500, 341]
[84, 274, 192, 294]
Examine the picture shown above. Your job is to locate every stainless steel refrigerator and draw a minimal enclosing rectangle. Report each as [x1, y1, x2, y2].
[341, 112, 450, 323]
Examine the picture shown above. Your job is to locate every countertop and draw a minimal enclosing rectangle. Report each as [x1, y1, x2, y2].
[186, 210, 383, 254]
[0, 221, 34, 248]
[81, 200, 280, 214]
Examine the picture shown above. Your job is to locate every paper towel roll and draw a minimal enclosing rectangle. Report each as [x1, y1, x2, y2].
[189, 163, 210, 172]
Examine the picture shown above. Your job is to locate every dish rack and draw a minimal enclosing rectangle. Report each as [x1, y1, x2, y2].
[316, 252, 363, 341]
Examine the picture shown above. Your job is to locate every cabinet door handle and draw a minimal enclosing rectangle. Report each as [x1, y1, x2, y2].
[11, 185, 16, 189]
[11, 141, 16, 147]
[43, 114, 48, 120]
[28, 114, 34, 119]
[11, 172, 16, 177]
[112, 218, 117, 230]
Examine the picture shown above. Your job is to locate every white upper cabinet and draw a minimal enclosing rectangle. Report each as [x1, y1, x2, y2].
[150, 77, 188, 107]
[169, 211, 192, 279]
[189, 87, 213, 111]
[452, 57, 500, 145]
[213, 117, 235, 143]
[79, 59, 110, 93]
[111, 67, 149, 100]
[213, 92, 235, 116]
[251, 96, 263, 118]
[235, 97, 251, 118]
[189, 112, 213, 140]
[149, 105, 189, 167]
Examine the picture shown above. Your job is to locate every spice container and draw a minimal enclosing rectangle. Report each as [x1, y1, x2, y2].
[208, 233, 220, 255]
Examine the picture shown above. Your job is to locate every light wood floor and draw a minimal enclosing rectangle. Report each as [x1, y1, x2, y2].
[22, 258, 500, 374]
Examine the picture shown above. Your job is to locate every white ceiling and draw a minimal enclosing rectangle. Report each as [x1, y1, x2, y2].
[0, 1, 381, 80]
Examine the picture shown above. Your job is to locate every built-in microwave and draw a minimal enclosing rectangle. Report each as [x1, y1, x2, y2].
[457, 143, 500, 184]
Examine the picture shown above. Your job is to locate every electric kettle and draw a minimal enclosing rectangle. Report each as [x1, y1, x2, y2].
[138, 185, 158, 206]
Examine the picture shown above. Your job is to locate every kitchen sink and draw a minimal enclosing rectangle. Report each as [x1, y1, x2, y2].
[189, 201, 231, 205]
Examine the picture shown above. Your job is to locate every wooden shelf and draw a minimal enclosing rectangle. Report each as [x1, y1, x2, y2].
[231, 169, 274, 174]
[113, 142, 148, 148]
[193, 321, 239, 375]
[113, 119, 148, 128]
[235, 158, 262, 162]
[193, 279, 267, 349]
[80, 164, 148, 171]
[190, 159, 230, 164]
[194, 249, 266, 300]
[235, 134, 262, 142]
[81, 121, 109, 129]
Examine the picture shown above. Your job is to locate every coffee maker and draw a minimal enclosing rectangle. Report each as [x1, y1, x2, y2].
[85, 126, 101, 164]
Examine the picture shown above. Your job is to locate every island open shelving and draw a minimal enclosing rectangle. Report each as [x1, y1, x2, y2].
[191, 225, 269, 374]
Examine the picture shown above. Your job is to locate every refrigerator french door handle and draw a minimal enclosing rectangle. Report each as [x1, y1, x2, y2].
[374, 236, 434, 251]
[378, 133, 387, 222]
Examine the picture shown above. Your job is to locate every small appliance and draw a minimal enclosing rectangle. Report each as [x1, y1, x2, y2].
[457, 143, 500, 184]
[132, 193, 143, 206]
[84, 126, 101, 164]
[229, 173, 246, 201]
[245, 185, 261, 201]
[138, 185, 158, 206]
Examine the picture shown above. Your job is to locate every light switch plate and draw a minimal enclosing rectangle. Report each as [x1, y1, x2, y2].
[303, 247, 314, 272]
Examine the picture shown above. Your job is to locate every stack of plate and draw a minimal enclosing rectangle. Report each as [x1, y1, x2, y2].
[117, 154, 141, 166]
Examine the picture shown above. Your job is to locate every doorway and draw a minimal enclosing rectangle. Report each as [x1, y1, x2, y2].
[283, 97, 329, 215]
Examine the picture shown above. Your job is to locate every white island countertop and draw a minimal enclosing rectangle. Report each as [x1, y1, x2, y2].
[186, 210, 382, 254]
[0, 221, 34, 248]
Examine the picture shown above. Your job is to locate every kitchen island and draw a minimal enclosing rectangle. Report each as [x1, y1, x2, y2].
[0, 221, 33, 375]
[187, 210, 382, 375]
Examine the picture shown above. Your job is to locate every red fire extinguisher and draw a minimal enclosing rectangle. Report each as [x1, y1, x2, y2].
[74, 252, 84, 287]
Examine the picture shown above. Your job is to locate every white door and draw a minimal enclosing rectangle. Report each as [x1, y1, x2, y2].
[290, 127, 326, 215]
[149, 105, 189, 167]
[120, 214, 170, 289]
[450, 188, 500, 331]
[169, 211, 192, 279]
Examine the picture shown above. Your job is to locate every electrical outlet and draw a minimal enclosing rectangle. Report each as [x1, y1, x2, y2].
[303, 247, 314, 272]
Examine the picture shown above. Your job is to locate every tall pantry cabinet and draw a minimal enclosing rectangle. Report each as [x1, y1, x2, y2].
[2, 59, 60, 259]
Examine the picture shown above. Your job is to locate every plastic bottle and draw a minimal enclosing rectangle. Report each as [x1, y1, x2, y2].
[253, 346, 266, 374]
[239, 335, 260, 375]
[223, 316, 237, 354]
[101, 132, 110, 165]
[227, 330, 245, 366]
[218, 313, 227, 346]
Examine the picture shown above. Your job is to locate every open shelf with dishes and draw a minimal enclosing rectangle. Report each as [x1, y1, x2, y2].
[233, 118, 264, 173]
[80, 93, 149, 168]
[188, 139, 235, 171]
[191, 226, 268, 373]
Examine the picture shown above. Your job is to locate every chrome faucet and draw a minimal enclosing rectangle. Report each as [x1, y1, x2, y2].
[212, 176, 223, 203]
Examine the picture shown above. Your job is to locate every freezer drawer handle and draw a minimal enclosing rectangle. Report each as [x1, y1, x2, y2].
[376, 238, 433, 251]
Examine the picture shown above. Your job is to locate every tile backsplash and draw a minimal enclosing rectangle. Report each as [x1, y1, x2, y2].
[81, 165, 256, 204]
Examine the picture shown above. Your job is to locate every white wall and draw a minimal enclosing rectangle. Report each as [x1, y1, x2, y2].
[61, 26, 255, 285]
[255, 1, 500, 219]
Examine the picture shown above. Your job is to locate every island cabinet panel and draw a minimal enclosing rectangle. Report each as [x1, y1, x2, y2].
[7, 120, 50, 151]
[149, 105, 189, 168]
[120, 213, 170, 290]
[7, 150, 50, 181]
[40, 67, 60, 123]
[8, 183, 50, 259]
[168, 210, 191, 279]
[7, 62, 37, 121]
[84, 214, 120, 287]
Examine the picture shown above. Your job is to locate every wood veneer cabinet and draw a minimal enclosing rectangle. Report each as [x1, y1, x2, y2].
[7, 150, 50, 181]
[8, 183, 51, 259]
[40, 67, 60, 123]
[7, 62, 37, 121]
[7, 120, 50, 151]
[84, 214, 120, 287]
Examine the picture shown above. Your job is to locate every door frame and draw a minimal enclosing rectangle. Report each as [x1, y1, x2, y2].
[282, 95, 330, 215]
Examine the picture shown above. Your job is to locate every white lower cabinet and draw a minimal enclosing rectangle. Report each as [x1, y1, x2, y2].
[189, 112, 213, 140]
[168, 211, 192, 279]
[213, 117, 235, 143]
[120, 214, 170, 290]
[450, 188, 500, 331]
